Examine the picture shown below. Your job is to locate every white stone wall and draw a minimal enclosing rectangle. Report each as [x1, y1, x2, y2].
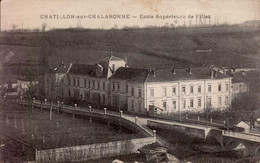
[145, 78, 231, 113]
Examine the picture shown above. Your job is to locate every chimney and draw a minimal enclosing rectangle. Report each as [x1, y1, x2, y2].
[210, 70, 214, 79]
[171, 69, 176, 74]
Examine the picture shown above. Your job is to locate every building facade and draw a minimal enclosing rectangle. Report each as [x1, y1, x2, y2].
[45, 56, 232, 115]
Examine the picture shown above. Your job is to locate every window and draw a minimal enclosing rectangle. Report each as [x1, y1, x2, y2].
[74, 89, 79, 98]
[97, 81, 100, 90]
[190, 86, 194, 94]
[84, 79, 87, 87]
[92, 81, 95, 89]
[150, 88, 154, 97]
[225, 96, 229, 105]
[126, 84, 128, 93]
[103, 94, 106, 104]
[138, 102, 142, 112]
[172, 101, 176, 110]
[208, 85, 211, 92]
[163, 87, 167, 96]
[85, 91, 90, 100]
[131, 100, 134, 111]
[103, 82, 105, 90]
[68, 89, 71, 97]
[112, 82, 115, 91]
[182, 100, 186, 109]
[182, 87, 186, 94]
[172, 87, 176, 95]
[112, 64, 115, 73]
[218, 97, 222, 105]
[163, 101, 167, 110]
[208, 97, 212, 107]
[198, 98, 201, 107]
[68, 76, 70, 85]
[112, 95, 119, 105]
[226, 84, 229, 91]
[218, 84, 222, 92]
[117, 83, 120, 92]
[131, 87, 134, 96]
[88, 80, 90, 88]
[198, 86, 201, 93]
[73, 78, 76, 86]
[138, 89, 142, 97]
[77, 78, 80, 87]
[190, 99, 194, 108]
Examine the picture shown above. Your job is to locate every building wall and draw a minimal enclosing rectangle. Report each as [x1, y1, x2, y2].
[66, 74, 109, 106]
[144, 78, 231, 114]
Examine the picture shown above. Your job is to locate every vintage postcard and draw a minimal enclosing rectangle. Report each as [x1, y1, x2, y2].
[0, 0, 260, 162]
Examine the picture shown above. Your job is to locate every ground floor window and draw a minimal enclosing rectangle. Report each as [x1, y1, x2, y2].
[131, 100, 134, 111]
[182, 100, 186, 109]
[172, 101, 176, 110]
[198, 98, 202, 107]
[163, 101, 167, 110]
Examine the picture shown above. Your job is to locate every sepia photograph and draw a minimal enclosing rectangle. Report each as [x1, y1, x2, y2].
[0, 0, 260, 162]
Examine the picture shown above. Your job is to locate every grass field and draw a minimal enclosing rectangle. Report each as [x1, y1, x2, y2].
[1, 103, 143, 150]
[0, 26, 260, 85]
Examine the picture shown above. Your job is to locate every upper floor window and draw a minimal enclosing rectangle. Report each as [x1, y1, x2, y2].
[84, 79, 87, 87]
[93, 81, 95, 89]
[73, 78, 76, 86]
[103, 82, 105, 90]
[68, 76, 70, 85]
[190, 86, 194, 94]
[163, 87, 167, 96]
[77, 78, 80, 87]
[218, 84, 222, 92]
[225, 84, 229, 91]
[126, 84, 128, 93]
[150, 88, 154, 97]
[131, 87, 134, 96]
[172, 87, 176, 95]
[117, 83, 120, 92]
[88, 80, 90, 88]
[138, 88, 142, 97]
[208, 85, 211, 92]
[97, 81, 100, 90]
[182, 86, 186, 94]
[112, 82, 115, 91]
[198, 86, 201, 93]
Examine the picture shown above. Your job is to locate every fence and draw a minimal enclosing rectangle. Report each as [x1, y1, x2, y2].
[36, 137, 155, 162]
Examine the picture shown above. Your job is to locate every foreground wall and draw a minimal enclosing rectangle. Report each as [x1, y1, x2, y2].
[36, 137, 154, 162]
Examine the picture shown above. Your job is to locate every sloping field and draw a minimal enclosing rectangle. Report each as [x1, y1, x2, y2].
[0, 26, 260, 70]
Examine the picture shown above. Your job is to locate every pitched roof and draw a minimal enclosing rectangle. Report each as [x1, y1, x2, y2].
[111, 67, 231, 83]
[111, 67, 149, 83]
[69, 63, 96, 76]
[145, 68, 230, 83]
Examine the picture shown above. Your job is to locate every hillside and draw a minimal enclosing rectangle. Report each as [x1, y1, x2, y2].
[0, 26, 260, 73]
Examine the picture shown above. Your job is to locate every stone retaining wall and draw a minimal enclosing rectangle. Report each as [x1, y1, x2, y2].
[36, 137, 155, 162]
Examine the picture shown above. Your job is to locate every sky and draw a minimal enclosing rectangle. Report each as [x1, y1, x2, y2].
[1, 0, 260, 30]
